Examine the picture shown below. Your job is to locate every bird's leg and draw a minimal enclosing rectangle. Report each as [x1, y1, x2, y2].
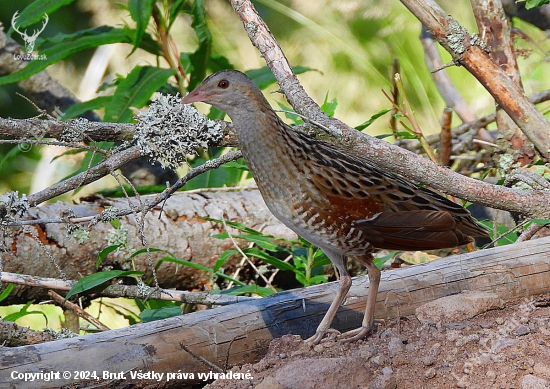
[306, 254, 350, 345]
[340, 254, 381, 342]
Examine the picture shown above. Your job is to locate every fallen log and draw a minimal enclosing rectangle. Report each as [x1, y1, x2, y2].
[1, 236, 549, 388]
[1, 189, 296, 304]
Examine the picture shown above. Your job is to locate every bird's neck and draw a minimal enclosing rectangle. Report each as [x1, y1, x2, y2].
[229, 105, 289, 153]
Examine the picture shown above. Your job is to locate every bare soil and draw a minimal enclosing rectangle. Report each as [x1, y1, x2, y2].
[205, 294, 550, 389]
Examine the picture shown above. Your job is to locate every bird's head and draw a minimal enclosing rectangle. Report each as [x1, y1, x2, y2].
[181, 70, 268, 119]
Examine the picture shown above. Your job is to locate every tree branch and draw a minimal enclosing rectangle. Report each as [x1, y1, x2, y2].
[0, 271, 253, 306]
[229, 0, 550, 218]
[26, 145, 142, 206]
[400, 0, 550, 161]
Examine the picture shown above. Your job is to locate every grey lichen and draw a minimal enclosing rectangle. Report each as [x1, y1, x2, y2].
[446, 19, 467, 55]
[135, 94, 222, 170]
[107, 227, 128, 247]
[59, 118, 90, 142]
[65, 223, 90, 244]
[446, 18, 488, 57]
[498, 153, 520, 176]
[244, 22, 257, 36]
[0, 191, 29, 223]
[43, 327, 78, 339]
[137, 280, 152, 298]
[469, 33, 487, 50]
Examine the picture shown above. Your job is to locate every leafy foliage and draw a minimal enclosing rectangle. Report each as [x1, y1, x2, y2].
[3, 301, 48, 324]
[65, 270, 144, 301]
[523, 0, 550, 10]
[206, 218, 330, 288]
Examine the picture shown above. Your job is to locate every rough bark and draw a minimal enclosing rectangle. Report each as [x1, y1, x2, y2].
[1, 190, 296, 304]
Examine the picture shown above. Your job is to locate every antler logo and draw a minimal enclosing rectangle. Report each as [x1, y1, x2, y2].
[11, 11, 49, 53]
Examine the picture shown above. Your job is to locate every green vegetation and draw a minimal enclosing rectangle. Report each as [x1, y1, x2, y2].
[0, 0, 549, 331]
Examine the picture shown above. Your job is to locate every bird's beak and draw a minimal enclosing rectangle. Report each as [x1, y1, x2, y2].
[181, 87, 210, 104]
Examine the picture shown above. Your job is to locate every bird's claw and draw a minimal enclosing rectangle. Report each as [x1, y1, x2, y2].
[305, 328, 341, 346]
[338, 319, 384, 343]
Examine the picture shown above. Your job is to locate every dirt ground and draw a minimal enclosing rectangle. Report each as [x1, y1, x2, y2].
[204, 293, 550, 389]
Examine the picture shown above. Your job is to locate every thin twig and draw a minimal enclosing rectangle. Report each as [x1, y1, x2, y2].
[438, 108, 453, 166]
[430, 61, 459, 73]
[484, 218, 531, 249]
[179, 343, 224, 373]
[0, 139, 107, 154]
[48, 290, 110, 331]
[1, 271, 254, 305]
[221, 217, 277, 292]
[517, 223, 548, 243]
[274, 109, 337, 136]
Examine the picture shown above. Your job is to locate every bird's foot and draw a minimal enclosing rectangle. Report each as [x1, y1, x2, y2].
[338, 319, 385, 343]
[305, 328, 341, 346]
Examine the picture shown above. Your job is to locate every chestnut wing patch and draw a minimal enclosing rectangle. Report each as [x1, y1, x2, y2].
[326, 195, 385, 220]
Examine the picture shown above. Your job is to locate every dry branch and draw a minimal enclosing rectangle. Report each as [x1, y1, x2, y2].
[471, 0, 535, 167]
[0, 320, 56, 347]
[228, 0, 550, 218]
[400, 0, 550, 161]
[1, 271, 254, 306]
[1, 236, 549, 388]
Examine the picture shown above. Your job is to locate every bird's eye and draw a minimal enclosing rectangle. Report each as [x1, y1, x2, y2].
[218, 80, 229, 89]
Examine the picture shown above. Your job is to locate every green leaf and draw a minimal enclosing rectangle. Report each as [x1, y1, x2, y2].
[214, 250, 239, 272]
[531, 219, 550, 225]
[96, 244, 122, 268]
[7, 0, 76, 38]
[395, 131, 420, 139]
[101, 301, 140, 325]
[187, 0, 212, 91]
[308, 275, 328, 284]
[242, 247, 296, 272]
[65, 270, 144, 300]
[128, 0, 155, 54]
[185, 154, 244, 190]
[109, 218, 122, 229]
[311, 250, 331, 267]
[235, 234, 284, 252]
[355, 109, 391, 131]
[374, 252, 398, 269]
[480, 167, 493, 181]
[61, 96, 112, 120]
[220, 285, 275, 297]
[3, 302, 48, 324]
[478, 221, 518, 247]
[99, 184, 169, 198]
[320, 93, 337, 117]
[246, 66, 312, 90]
[207, 54, 235, 73]
[128, 247, 175, 259]
[0, 284, 14, 303]
[0, 27, 133, 86]
[223, 160, 249, 171]
[169, 0, 188, 27]
[202, 217, 267, 235]
[140, 306, 182, 322]
[0, 146, 24, 170]
[57, 143, 113, 186]
[104, 66, 176, 123]
[156, 256, 245, 285]
[51, 149, 88, 162]
[526, 0, 549, 9]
